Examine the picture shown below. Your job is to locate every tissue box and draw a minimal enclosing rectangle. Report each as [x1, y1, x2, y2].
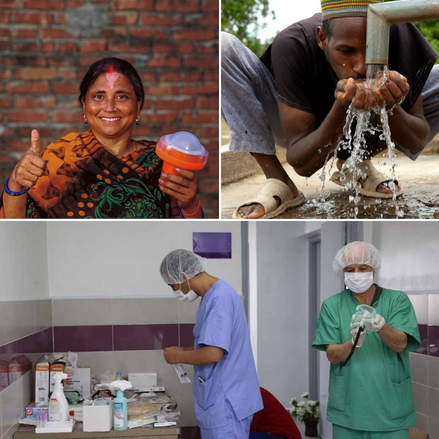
[83, 401, 113, 432]
[25, 402, 49, 419]
[65, 367, 91, 398]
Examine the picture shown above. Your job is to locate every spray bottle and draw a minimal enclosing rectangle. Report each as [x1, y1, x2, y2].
[353, 304, 376, 331]
[111, 379, 132, 431]
[49, 373, 69, 421]
[342, 305, 377, 367]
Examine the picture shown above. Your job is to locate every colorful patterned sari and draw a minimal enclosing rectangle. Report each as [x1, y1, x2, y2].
[1, 130, 177, 218]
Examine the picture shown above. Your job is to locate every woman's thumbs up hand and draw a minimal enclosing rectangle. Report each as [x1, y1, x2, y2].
[9, 129, 47, 192]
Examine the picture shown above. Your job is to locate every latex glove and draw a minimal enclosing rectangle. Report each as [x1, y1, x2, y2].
[350, 318, 367, 347]
[364, 314, 386, 333]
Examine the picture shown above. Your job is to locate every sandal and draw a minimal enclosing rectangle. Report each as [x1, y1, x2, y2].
[232, 178, 305, 219]
[331, 160, 403, 199]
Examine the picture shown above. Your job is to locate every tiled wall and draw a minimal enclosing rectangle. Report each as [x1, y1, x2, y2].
[0, 300, 52, 439]
[51, 297, 199, 428]
[408, 293, 439, 439]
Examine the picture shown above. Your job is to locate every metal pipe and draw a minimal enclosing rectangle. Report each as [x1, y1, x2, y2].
[366, 0, 439, 65]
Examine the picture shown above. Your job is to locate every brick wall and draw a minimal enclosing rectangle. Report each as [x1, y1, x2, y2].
[0, 0, 219, 217]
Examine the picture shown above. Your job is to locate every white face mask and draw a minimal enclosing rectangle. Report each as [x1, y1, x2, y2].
[173, 280, 199, 303]
[344, 272, 374, 294]
[173, 289, 199, 303]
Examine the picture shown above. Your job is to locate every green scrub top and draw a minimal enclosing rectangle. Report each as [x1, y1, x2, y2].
[312, 285, 420, 432]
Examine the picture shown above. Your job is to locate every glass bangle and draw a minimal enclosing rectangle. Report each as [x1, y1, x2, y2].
[179, 207, 205, 219]
[3, 178, 30, 196]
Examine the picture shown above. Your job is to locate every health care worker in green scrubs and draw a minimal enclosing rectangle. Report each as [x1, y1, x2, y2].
[312, 241, 420, 439]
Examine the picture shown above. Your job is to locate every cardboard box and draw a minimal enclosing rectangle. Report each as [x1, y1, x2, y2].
[83, 401, 113, 432]
[49, 363, 66, 394]
[35, 362, 50, 403]
[65, 367, 91, 398]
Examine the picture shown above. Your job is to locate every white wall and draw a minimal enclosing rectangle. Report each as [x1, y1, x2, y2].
[317, 221, 346, 439]
[46, 221, 242, 298]
[304, 220, 326, 234]
[0, 222, 49, 301]
[372, 221, 439, 292]
[251, 222, 311, 408]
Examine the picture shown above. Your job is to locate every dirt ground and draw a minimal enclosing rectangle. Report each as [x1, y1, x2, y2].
[221, 120, 439, 219]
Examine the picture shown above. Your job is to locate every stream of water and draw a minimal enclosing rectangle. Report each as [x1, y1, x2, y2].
[317, 64, 406, 218]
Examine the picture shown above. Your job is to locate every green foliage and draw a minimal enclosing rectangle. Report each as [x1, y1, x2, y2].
[415, 20, 439, 61]
[221, 0, 275, 56]
[222, 0, 439, 59]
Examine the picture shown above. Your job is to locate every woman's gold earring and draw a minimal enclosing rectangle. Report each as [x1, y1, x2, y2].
[135, 117, 140, 126]
[83, 114, 87, 125]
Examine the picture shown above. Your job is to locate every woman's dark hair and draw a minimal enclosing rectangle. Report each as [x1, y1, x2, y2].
[78, 57, 145, 110]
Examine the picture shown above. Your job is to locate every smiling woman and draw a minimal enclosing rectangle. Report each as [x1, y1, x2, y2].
[0, 58, 204, 219]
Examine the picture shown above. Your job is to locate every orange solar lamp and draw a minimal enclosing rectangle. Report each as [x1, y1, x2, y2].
[156, 131, 209, 176]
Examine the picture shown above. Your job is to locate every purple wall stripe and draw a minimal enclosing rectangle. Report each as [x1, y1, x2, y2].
[52, 324, 190, 352]
[180, 324, 195, 348]
[416, 324, 428, 355]
[0, 328, 53, 393]
[114, 324, 178, 351]
[428, 325, 439, 357]
[193, 232, 232, 259]
[54, 326, 113, 352]
[1, 324, 438, 358]
[0, 328, 52, 355]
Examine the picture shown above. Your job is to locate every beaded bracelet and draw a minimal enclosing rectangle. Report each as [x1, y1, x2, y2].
[3, 178, 30, 196]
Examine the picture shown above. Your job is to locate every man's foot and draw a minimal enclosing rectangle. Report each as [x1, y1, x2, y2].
[237, 195, 282, 219]
[233, 152, 304, 219]
[336, 159, 401, 195]
[232, 179, 305, 219]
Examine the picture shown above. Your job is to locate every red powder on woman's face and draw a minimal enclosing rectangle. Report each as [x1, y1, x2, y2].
[105, 68, 122, 89]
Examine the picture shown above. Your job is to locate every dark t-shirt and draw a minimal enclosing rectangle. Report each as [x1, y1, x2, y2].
[250, 387, 302, 439]
[260, 13, 438, 129]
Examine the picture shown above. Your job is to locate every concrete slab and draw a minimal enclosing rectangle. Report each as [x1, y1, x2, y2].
[221, 154, 439, 219]
[221, 118, 439, 219]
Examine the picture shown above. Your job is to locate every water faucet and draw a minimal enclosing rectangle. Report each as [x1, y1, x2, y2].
[366, 0, 439, 65]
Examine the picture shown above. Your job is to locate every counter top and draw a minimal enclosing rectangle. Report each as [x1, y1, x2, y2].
[14, 424, 180, 439]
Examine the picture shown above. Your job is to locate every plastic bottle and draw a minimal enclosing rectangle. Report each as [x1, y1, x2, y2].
[113, 389, 128, 431]
[155, 131, 209, 176]
[49, 372, 69, 422]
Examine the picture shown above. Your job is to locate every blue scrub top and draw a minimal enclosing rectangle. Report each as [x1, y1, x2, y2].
[312, 286, 420, 432]
[192, 279, 263, 429]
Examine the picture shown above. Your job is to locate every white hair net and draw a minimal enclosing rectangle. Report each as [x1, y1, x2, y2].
[160, 249, 207, 284]
[332, 241, 381, 276]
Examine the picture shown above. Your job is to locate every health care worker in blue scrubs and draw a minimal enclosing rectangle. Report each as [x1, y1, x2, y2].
[160, 249, 263, 439]
[312, 241, 420, 439]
